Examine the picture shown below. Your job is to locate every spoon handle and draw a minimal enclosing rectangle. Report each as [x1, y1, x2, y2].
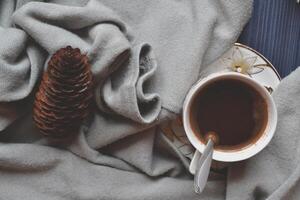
[194, 139, 214, 193]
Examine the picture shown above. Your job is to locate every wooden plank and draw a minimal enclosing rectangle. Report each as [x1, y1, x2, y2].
[238, 0, 300, 77]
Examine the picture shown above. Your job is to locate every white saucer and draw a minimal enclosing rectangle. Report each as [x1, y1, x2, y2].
[160, 43, 281, 162]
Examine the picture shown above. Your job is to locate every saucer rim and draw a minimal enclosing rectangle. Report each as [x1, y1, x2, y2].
[234, 42, 281, 80]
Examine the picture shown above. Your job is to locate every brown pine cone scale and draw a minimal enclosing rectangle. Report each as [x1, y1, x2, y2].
[33, 46, 93, 138]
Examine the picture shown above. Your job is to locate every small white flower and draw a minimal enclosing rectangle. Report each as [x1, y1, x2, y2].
[222, 46, 264, 76]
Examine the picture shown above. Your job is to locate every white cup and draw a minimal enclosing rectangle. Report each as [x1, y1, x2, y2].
[183, 72, 277, 174]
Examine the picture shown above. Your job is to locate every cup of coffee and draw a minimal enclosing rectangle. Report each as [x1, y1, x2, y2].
[183, 72, 277, 174]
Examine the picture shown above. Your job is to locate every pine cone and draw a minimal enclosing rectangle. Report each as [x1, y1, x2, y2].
[33, 46, 93, 138]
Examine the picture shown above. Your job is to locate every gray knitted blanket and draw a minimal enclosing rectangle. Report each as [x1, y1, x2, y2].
[0, 0, 299, 199]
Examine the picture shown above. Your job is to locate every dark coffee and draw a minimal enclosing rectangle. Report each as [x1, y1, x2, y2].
[190, 78, 268, 151]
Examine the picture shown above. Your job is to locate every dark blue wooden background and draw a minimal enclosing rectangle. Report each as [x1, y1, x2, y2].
[238, 0, 300, 77]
